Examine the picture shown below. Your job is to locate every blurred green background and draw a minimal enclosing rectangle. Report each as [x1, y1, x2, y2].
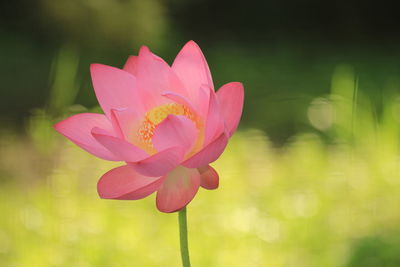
[1, 0, 400, 266]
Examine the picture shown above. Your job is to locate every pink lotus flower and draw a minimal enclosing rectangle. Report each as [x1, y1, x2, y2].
[54, 41, 244, 213]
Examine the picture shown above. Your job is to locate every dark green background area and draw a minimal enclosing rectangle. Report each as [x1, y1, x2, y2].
[2, 0, 400, 143]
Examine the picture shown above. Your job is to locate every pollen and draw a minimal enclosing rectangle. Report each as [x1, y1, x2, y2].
[136, 103, 203, 153]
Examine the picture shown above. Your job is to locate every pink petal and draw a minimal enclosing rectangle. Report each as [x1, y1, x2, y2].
[198, 165, 219, 190]
[90, 64, 144, 118]
[123, 56, 138, 76]
[197, 85, 211, 118]
[92, 127, 184, 177]
[162, 91, 197, 113]
[172, 41, 214, 105]
[216, 82, 244, 137]
[182, 132, 228, 168]
[98, 165, 163, 200]
[152, 115, 198, 154]
[109, 109, 125, 139]
[136, 46, 186, 109]
[156, 166, 201, 213]
[54, 113, 119, 161]
[92, 127, 148, 162]
[111, 108, 143, 143]
[204, 86, 225, 146]
[128, 147, 184, 177]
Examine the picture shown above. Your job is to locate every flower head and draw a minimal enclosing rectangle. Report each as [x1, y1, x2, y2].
[54, 41, 244, 212]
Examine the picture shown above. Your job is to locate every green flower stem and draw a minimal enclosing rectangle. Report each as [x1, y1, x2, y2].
[178, 207, 191, 267]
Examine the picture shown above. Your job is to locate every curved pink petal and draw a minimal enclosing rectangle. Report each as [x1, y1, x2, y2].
[182, 132, 228, 168]
[152, 115, 198, 154]
[111, 108, 143, 142]
[204, 86, 225, 145]
[90, 64, 144, 118]
[109, 109, 125, 139]
[156, 166, 201, 213]
[98, 165, 163, 200]
[197, 85, 211, 118]
[172, 41, 214, 105]
[54, 113, 119, 161]
[136, 46, 186, 109]
[162, 91, 197, 113]
[128, 147, 184, 177]
[123, 56, 138, 76]
[198, 165, 219, 190]
[217, 82, 244, 137]
[93, 125, 184, 177]
[92, 127, 148, 162]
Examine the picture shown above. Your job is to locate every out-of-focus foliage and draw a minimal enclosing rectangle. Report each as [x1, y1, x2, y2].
[1, 66, 400, 266]
[1, 1, 400, 266]
[0, 0, 169, 125]
[38, 0, 168, 47]
[346, 236, 400, 267]
[2, 0, 400, 142]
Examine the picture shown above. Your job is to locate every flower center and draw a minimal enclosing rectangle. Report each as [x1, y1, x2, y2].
[136, 103, 203, 154]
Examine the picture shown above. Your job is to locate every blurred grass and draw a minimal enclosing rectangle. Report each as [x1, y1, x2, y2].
[1, 126, 400, 266]
[1, 53, 400, 267]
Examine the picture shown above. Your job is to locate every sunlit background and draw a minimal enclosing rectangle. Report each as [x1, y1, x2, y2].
[1, 1, 400, 266]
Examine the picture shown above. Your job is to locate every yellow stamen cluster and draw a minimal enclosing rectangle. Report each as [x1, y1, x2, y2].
[136, 103, 203, 154]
